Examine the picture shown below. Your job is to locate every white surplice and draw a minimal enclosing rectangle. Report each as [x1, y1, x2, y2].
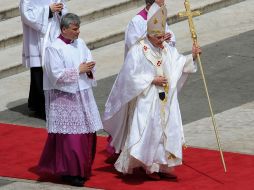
[19, 0, 67, 67]
[103, 38, 197, 174]
[43, 38, 103, 134]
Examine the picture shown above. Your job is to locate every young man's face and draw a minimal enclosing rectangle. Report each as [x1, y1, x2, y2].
[62, 23, 80, 40]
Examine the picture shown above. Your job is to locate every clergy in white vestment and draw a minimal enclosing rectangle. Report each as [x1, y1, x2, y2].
[19, 0, 67, 118]
[103, 5, 201, 180]
[124, 0, 176, 57]
[38, 13, 103, 187]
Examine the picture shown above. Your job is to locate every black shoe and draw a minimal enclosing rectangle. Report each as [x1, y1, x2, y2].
[105, 153, 119, 164]
[70, 176, 84, 187]
[61, 175, 72, 183]
[147, 173, 161, 180]
[34, 111, 46, 120]
[159, 172, 178, 180]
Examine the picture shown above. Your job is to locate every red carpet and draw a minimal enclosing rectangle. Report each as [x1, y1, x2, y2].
[0, 123, 253, 190]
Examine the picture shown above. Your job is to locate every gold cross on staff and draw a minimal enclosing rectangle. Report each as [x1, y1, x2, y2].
[178, 0, 227, 173]
[178, 1, 201, 44]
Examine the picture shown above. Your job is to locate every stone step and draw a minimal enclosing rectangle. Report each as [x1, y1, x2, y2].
[0, 0, 72, 21]
[0, 0, 143, 50]
[0, 0, 19, 21]
[0, 0, 247, 79]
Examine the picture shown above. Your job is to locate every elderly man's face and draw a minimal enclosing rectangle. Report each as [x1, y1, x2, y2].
[62, 23, 80, 40]
[148, 34, 164, 48]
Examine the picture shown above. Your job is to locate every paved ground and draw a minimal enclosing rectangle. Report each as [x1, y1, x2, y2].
[0, 0, 253, 189]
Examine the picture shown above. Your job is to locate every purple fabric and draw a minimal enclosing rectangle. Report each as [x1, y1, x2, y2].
[137, 8, 148, 20]
[58, 34, 73, 44]
[38, 133, 96, 178]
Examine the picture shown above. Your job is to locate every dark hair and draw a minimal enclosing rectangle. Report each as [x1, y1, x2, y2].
[145, 0, 155, 5]
[60, 13, 80, 30]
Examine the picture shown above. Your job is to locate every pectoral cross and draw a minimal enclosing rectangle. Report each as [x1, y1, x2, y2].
[178, 0, 227, 173]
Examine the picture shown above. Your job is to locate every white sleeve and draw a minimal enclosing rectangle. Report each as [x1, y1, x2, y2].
[19, 0, 49, 34]
[125, 18, 145, 50]
[183, 54, 197, 73]
[60, 0, 68, 15]
[166, 23, 176, 46]
[83, 43, 93, 62]
[80, 40, 96, 74]
[170, 46, 197, 74]
[168, 46, 197, 91]
[44, 47, 79, 93]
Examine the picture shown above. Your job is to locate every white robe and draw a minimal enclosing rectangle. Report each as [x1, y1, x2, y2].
[19, 0, 67, 68]
[103, 38, 196, 174]
[43, 38, 102, 134]
[124, 13, 176, 57]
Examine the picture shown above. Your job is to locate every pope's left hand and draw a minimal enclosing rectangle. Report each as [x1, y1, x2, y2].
[192, 44, 202, 60]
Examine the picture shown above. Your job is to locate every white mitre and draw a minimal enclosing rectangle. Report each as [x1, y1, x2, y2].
[147, 3, 167, 36]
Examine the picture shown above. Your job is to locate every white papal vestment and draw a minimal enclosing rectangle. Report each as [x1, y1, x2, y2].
[103, 38, 197, 174]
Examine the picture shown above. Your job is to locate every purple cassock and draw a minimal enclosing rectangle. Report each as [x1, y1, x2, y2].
[38, 133, 96, 178]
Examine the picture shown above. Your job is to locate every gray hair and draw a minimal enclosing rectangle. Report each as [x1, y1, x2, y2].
[145, 0, 155, 5]
[60, 13, 81, 30]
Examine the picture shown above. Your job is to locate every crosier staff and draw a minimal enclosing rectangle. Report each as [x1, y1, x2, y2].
[178, 0, 227, 172]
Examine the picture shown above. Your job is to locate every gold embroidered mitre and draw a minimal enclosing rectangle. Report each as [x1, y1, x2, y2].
[147, 4, 167, 36]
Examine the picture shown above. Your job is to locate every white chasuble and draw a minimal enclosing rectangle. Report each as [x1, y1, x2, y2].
[103, 37, 197, 174]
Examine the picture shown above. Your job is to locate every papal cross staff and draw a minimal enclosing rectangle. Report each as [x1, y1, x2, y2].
[178, 0, 227, 172]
